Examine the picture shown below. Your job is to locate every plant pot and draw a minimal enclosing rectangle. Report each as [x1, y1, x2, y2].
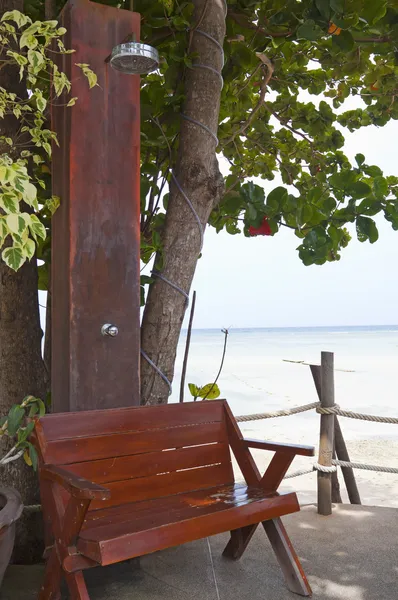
[0, 487, 23, 588]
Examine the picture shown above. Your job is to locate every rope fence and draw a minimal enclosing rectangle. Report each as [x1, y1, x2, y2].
[236, 401, 398, 425]
[236, 398, 398, 482]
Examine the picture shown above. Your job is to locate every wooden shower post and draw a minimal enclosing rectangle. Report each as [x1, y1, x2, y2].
[51, 0, 141, 411]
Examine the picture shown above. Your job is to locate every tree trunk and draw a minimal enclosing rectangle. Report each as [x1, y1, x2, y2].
[0, 0, 48, 563]
[140, 0, 226, 405]
[0, 260, 48, 563]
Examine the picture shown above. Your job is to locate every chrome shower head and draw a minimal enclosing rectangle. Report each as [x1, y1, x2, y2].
[110, 42, 159, 75]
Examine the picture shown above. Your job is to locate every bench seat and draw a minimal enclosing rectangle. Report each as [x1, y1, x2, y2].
[79, 485, 299, 565]
[33, 400, 314, 599]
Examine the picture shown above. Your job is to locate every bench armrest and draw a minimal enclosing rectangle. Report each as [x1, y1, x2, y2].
[243, 438, 315, 457]
[41, 465, 111, 501]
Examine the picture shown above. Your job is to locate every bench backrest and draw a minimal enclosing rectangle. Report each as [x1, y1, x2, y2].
[35, 400, 234, 510]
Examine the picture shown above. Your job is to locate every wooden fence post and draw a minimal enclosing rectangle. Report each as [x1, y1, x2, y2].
[317, 352, 335, 515]
[334, 418, 362, 505]
[310, 360, 361, 507]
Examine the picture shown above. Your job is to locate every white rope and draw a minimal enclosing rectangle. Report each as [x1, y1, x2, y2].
[0, 448, 24, 465]
[284, 467, 314, 479]
[332, 459, 398, 474]
[317, 405, 398, 424]
[313, 463, 337, 473]
[140, 350, 172, 394]
[236, 402, 320, 422]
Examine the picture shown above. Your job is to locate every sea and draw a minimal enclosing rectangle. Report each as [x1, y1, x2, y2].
[172, 325, 398, 443]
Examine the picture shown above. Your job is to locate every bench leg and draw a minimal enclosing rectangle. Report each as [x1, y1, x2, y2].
[222, 524, 258, 560]
[263, 518, 312, 597]
[38, 547, 62, 600]
[65, 571, 90, 600]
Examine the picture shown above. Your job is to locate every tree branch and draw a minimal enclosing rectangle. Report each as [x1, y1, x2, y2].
[224, 56, 274, 146]
[228, 9, 293, 38]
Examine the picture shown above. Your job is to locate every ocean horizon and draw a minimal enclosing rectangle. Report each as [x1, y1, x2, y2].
[184, 324, 398, 332]
[172, 323, 398, 444]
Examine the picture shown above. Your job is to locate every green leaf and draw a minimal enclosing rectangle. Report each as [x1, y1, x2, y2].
[21, 180, 37, 206]
[332, 30, 355, 52]
[28, 443, 38, 471]
[46, 195, 60, 215]
[35, 93, 47, 113]
[330, 0, 344, 12]
[297, 21, 324, 41]
[27, 49, 44, 70]
[349, 181, 372, 199]
[356, 216, 379, 243]
[355, 154, 365, 167]
[6, 213, 29, 235]
[76, 63, 97, 89]
[17, 421, 35, 444]
[37, 264, 48, 291]
[364, 165, 383, 178]
[188, 383, 200, 397]
[29, 215, 46, 241]
[2, 246, 26, 270]
[7, 405, 24, 436]
[246, 203, 257, 222]
[20, 32, 38, 50]
[24, 238, 36, 260]
[32, 397, 46, 418]
[28, 404, 38, 418]
[362, 1, 387, 25]
[67, 97, 77, 107]
[373, 176, 388, 199]
[1, 10, 30, 27]
[315, 0, 330, 20]
[223, 191, 242, 213]
[198, 383, 221, 400]
[266, 187, 288, 214]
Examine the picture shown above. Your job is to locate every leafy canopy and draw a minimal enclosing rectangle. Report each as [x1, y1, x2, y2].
[2, 1, 398, 287]
[137, 0, 398, 295]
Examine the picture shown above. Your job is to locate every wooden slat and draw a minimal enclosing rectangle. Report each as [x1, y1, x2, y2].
[85, 483, 248, 528]
[84, 483, 265, 527]
[244, 439, 315, 456]
[43, 422, 225, 465]
[85, 485, 279, 533]
[89, 463, 231, 510]
[78, 492, 299, 565]
[67, 443, 232, 485]
[39, 401, 225, 441]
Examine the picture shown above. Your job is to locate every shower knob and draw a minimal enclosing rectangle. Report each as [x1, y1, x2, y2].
[101, 323, 119, 337]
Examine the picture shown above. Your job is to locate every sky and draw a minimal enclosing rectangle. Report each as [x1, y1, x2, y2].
[183, 117, 398, 329]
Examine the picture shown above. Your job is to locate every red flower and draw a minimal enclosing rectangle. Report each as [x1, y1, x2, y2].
[249, 216, 272, 236]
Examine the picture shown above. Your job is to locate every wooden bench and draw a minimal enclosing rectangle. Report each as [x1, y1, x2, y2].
[33, 400, 314, 599]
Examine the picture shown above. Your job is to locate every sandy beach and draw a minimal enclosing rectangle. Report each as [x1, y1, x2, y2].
[173, 326, 398, 508]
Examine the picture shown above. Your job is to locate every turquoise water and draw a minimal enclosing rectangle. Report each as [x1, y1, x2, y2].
[172, 325, 398, 441]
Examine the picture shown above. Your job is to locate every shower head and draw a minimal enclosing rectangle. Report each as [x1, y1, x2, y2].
[110, 42, 159, 75]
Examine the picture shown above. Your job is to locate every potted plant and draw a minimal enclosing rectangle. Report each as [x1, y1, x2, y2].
[0, 396, 44, 586]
